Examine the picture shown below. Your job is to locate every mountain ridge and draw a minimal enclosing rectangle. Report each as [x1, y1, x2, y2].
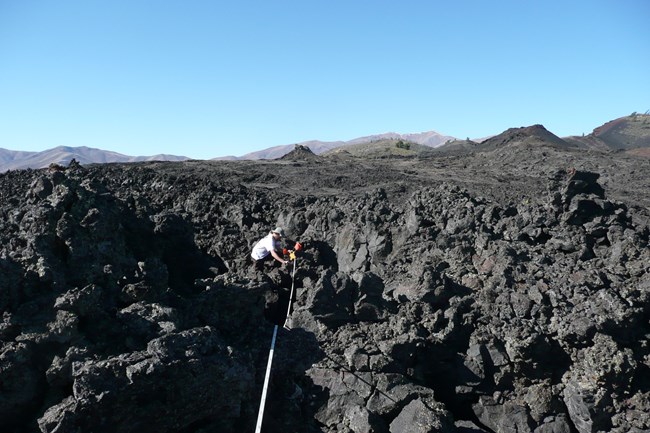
[0, 145, 190, 172]
[214, 130, 456, 161]
[3, 114, 649, 171]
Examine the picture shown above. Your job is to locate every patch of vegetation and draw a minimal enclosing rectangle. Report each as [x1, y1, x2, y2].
[395, 140, 410, 150]
[322, 139, 430, 158]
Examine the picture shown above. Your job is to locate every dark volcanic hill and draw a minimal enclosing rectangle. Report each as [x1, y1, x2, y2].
[435, 125, 571, 154]
[1, 145, 650, 433]
[280, 144, 321, 161]
[592, 113, 650, 150]
[476, 124, 572, 151]
[564, 113, 650, 152]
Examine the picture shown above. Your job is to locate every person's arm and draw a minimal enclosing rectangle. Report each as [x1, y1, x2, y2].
[271, 249, 287, 264]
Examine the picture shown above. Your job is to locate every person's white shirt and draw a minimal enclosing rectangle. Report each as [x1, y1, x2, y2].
[251, 233, 279, 260]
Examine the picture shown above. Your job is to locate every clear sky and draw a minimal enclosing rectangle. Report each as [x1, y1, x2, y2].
[1, 1, 648, 159]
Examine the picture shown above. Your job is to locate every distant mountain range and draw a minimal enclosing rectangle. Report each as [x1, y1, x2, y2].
[0, 146, 189, 172]
[214, 131, 457, 160]
[0, 131, 456, 171]
[2, 114, 649, 172]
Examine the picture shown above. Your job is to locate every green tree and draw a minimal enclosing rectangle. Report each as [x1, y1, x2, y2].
[396, 140, 410, 150]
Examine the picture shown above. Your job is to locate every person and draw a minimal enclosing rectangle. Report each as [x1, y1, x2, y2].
[251, 227, 288, 271]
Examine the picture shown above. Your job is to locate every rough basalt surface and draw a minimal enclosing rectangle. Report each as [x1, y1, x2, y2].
[1, 146, 649, 433]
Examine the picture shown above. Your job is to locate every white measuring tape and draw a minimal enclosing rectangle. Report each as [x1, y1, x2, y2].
[255, 324, 278, 433]
[255, 256, 298, 432]
[283, 256, 297, 329]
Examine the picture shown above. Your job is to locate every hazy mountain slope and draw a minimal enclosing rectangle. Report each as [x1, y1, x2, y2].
[347, 131, 455, 147]
[0, 149, 37, 165]
[0, 146, 190, 172]
[131, 154, 190, 162]
[217, 131, 456, 160]
[216, 140, 346, 160]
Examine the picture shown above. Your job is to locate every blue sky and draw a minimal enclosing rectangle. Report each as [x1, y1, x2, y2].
[1, 1, 648, 159]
